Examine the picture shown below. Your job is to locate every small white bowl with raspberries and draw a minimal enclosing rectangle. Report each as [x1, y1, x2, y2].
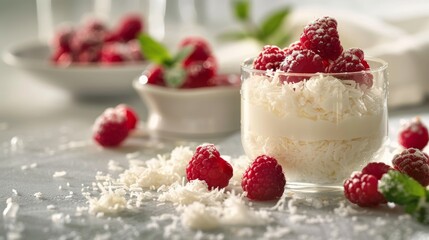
[133, 36, 241, 137]
[3, 15, 148, 98]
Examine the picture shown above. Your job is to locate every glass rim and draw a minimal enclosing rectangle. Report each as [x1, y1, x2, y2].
[241, 57, 388, 77]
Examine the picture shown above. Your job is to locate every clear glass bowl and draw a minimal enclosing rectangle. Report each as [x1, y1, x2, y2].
[240, 58, 388, 192]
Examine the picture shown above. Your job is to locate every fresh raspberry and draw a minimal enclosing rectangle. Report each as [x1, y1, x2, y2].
[115, 104, 138, 130]
[279, 49, 325, 83]
[398, 117, 429, 150]
[127, 39, 144, 61]
[115, 15, 143, 42]
[100, 44, 125, 64]
[241, 155, 286, 201]
[253, 45, 286, 71]
[78, 48, 102, 63]
[328, 48, 373, 87]
[392, 148, 429, 186]
[93, 108, 129, 147]
[179, 37, 211, 67]
[343, 172, 386, 207]
[146, 66, 165, 86]
[72, 30, 103, 52]
[104, 32, 119, 43]
[53, 27, 75, 52]
[361, 162, 393, 180]
[186, 144, 233, 189]
[181, 56, 217, 88]
[300, 16, 343, 60]
[283, 41, 303, 55]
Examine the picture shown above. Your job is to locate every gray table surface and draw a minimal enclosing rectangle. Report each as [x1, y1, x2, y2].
[1, 90, 429, 240]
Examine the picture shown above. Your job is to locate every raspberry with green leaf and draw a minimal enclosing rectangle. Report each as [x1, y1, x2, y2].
[139, 34, 217, 88]
[379, 170, 429, 224]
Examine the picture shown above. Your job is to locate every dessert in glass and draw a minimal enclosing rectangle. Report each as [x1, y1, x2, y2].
[240, 16, 389, 190]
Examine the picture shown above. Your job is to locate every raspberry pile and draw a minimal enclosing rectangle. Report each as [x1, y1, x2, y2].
[253, 16, 373, 87]
[344, 116, 429, 208]
[146, 37, 218, 88]
[52, 15, 144, 65]
[92, 104, 139, 147]
[186, 144, 286, 201]
[344, 147, 429, 207]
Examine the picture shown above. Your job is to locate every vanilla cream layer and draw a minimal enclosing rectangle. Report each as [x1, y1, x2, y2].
[242, 100, 387, 141]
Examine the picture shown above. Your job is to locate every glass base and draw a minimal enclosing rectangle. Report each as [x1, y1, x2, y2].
[286, 182, 343, 197]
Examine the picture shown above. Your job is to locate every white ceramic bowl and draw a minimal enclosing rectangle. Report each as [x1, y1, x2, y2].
[3, 41, 147, 98]
[133, 77, 241, 137]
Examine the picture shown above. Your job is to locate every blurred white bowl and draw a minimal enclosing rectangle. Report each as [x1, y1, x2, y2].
[133, 77, 241, 137]
[3, 41, 147, 98]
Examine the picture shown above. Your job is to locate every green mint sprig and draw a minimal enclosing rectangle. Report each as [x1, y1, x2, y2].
[220, 0, 291, 46]
[379, 171, 429, 224]
[138, 34, 193, 87]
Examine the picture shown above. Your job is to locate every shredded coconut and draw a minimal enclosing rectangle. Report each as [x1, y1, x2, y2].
[180, 202, 220, 230]
[108, 160, 124, 172]
[119, 146, 193, 189]
[53, 171, 67, 178]
[47, 205, 56, 210]
[3, 198, 19, 219]
[34, 192, 43, 199]
[88, 185, 127, 215]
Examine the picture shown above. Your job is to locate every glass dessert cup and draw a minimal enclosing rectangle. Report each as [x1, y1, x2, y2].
[240, 58, 388, 193]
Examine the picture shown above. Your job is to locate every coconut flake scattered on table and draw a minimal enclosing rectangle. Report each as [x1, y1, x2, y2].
[78, 145, 415, 239]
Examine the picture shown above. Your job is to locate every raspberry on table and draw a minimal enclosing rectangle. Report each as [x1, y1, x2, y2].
[179, 37, 212, 67]
[328, 48, 373, 87]
[241, 155, 286, 201]
[182, 56, 217, 88]
[392, 148, 429, 186]
[343, 172, 386, 207]
[361, 162, 393, 180]
[186, 144, 233, 189]
[279, 49, 325, 83]
[398, 117, 429, 150]
[299, 16, 343, 61]
[253, 45, 287, 71]
[115, 104, 139, 130]
[93, 108, 129, 147]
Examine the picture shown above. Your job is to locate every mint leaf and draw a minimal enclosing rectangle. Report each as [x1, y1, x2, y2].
[272, 34, 291, 48]
[233, 0, 249, 22]
[171, 45, 194, 66]
[379, 171, 426, 205]
[258, 8, 290, 41]
[165, 67, 186, 88]
[139, 34, 172, 66]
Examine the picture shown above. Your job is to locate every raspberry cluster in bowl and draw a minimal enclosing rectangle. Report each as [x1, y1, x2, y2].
[51, 14, 144, 65]
[144, 37, 223, 89]
[253, 16, 373, 88]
